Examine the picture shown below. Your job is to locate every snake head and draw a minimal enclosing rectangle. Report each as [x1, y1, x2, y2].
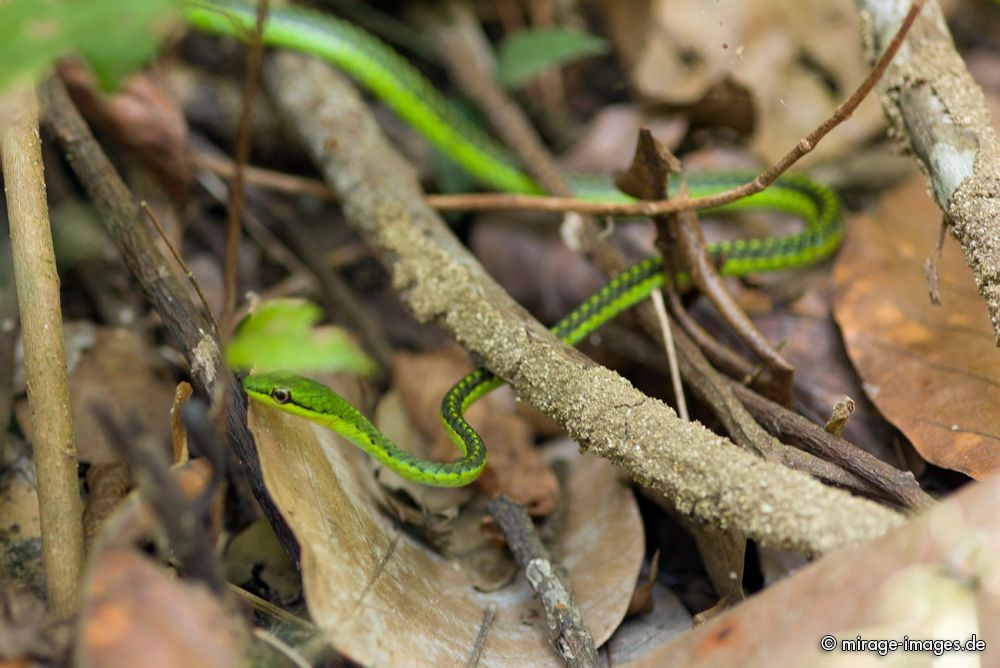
[242, 371, 351, 417]
[242, 371, 303, 407]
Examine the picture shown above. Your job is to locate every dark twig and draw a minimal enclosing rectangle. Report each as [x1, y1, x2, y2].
[93, 408, 227, 593]
[673, 210, 793, 404]
[728, 382, 933, 511]
[487, 496, 598, 667]
[40, 77, 299, 563]
[223, 0, 270, 337]
[466, 603, 498, 668]
[599, 319, 930, 510]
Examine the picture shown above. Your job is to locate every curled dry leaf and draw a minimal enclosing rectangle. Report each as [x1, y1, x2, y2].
[77, 550, 244, 668]
[600, 0, 883, 163]
[394, 349, 560, 516]
[833, 177, 1000, 478]
[248, 404, 643, 666]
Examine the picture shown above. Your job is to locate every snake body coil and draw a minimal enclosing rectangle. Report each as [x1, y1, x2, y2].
[190, 0, 845, 486]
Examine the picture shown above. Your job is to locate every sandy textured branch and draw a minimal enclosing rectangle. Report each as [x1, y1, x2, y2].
[264, 52, 905, 556]
[859, 0, 1000, 343]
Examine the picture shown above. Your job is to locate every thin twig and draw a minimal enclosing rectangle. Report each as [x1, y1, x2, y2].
[252, 629, 313, 668]
[649, 289, 688, 420]
[487, 497, 598, 667]
[222, 0, 270, 337]
[466, 603, 498, 668]
[2, 85, 84, 614]
[140, 201, 218, 330]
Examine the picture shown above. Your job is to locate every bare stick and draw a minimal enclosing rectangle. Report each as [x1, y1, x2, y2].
[2, 86, 84, 614]
[223, 0, 269, 336]
[488, 496, 598, 667]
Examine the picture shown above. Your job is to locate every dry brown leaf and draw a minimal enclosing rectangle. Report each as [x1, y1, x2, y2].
[394, 349, 560, 515]
[77, 550, 244, 668]
[248, 403, 643, 666]
[170, 382, 193, 464]
[832, 177, 1000, 478]
[601, 0, 883, 163]
[619, 474, 1000, 667]
[58, 61, 191, 200]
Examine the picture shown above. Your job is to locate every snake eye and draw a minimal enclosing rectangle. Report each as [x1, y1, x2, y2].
[271, 387, 291, 404]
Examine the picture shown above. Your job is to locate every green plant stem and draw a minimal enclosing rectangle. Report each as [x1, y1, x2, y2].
[1, 85, 84, 614]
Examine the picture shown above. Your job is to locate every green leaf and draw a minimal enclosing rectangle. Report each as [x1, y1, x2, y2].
[0, 0, 179, 93]
[226, 299, 378, 376]
[496, 27, 610, 89]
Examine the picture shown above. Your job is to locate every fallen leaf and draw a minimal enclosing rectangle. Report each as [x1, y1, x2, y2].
[248, 401, 644, 666]
[832, 177, 1000, 478]
[78, 550, 244, 668]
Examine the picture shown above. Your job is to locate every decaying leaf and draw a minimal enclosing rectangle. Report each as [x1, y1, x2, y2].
[78, 550, 244, 668]
[833, 177, 1000, 478]
[248, 402, 643, 666]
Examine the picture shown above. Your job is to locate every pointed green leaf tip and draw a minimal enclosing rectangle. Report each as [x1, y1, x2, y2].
[226, 299, 378, 375]
[0, 0, 179, 93]
[496, 27, 609, 89]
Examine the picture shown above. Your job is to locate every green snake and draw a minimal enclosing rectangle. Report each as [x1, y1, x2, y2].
[189, 0, 845, 486]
